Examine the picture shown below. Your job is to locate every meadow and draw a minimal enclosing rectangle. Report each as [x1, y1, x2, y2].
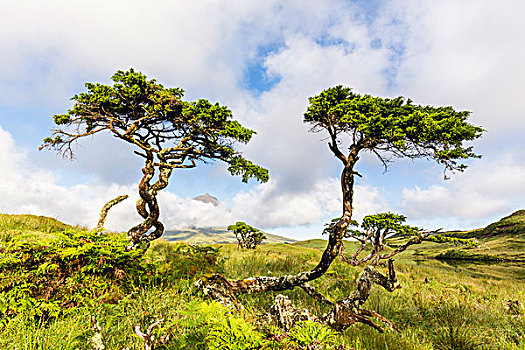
[0, 214, 523, 349]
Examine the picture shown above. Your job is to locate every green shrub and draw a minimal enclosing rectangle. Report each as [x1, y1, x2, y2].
[288, 320, 339, 349]
[206, 314, 265, 350]
[0, 230, 223, 321]
[0, 229, 150, 320]
[146, 241, 224, 280]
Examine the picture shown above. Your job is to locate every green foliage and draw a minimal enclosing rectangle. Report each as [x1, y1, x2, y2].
[443, 210, 525, 240]
[146, 240, 224, 279]
[205, 312, 265, 350]
[42, 68, 268, 184]
[324, 213, 420, 239]
[228, 221, 266, 249]
[436, 249, 504, 262]
[0, 229, 150, 319]
[0, 226, 223, 321]
[171, 300, 264, 350]
[0, 234, 524, 349]
[304, 85, 483, 172]
[0, 214, 71, 233]
[288, 320, 339, 348]
[430, 306, 484, 350]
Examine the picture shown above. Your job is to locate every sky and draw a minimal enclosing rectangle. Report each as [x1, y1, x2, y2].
[0, 0, 524, 240]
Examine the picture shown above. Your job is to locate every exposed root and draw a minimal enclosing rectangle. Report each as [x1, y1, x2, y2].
[266, 294, 321, 331]
[200, 259, 401, 333]
[90, 316, 105, 350]
[135, 318, 168, 350]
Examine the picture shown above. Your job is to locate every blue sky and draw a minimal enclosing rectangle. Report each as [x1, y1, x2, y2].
[0, 0, 524, 239]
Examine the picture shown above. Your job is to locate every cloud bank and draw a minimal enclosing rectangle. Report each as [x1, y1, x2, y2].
[1, 0, 524, 236]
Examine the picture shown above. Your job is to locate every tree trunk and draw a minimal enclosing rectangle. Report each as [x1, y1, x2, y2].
[265, 260, 400, 332]
[196, 160, 357, 295]
[96, 195, 129, 233]
[127, 161, 172, 250]
[195, 156, 402, 332]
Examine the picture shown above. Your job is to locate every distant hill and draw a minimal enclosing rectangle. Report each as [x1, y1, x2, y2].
[444, 209, 525, 239]
[402, 210, 525, 262]
[293, 210, 525, 263]
[162, 227, 296, 245]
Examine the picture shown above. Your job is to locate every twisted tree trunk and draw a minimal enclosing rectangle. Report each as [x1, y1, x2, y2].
[262, 261, 400, 332]
[195, 151, 403, 331]
[127, 159, 172, 250]
[196, 162, 357, 295]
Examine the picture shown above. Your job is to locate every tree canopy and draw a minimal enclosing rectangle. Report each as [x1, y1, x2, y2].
[42, 69, 268, 248]
[304, 85, 484, 173]
[43, 68, 268, 182]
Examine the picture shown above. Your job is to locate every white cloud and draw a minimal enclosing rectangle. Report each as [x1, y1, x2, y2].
[392, 0, 525, 132]
[230, 178, 384, 229]
[1, 0, 524, 237]
[401, 154, 525, 229]
[0, 125, 386, 239]
[0, 125, 138, 227]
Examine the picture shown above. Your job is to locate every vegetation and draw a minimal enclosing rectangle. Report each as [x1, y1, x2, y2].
[13, 78, 513, 347]
[0, 215, 524, 349]
[41, 69, 268, 249]
[227, 222, 266, 249]
[444, 210, 525, 239]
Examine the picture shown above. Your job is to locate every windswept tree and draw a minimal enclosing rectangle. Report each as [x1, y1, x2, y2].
[42, 69, 268, 249]
[228, 221, 266, 249]
[197, 86, 483, 331]
[324, 212, 477, 268]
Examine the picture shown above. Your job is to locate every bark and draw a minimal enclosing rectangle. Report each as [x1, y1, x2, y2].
[195, 148, 402, 332]
[265, 294, 322, 331]
[135, 319, 168, 350]
[90, 316, 105, 350]
[265, 260, 400, 333]
[196, 156, 358, 297]
[95, 195, 129, 232]
[324, 259, 400, 332]
[127, 159, 172, 250]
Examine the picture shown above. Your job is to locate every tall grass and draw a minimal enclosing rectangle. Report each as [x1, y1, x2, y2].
[0, 215, 523, 349]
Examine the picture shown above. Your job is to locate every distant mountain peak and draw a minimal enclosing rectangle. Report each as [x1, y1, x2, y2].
[193, 193, 219, 207]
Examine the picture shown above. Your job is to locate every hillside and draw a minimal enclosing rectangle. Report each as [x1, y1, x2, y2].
[1, 212, 524, 349]
[442, 210, 525, 239]
[387, 210, 525, 263]
[292, 210, 525, 264]
[162, 227, 296, 245]
[0, 213, 72, 233]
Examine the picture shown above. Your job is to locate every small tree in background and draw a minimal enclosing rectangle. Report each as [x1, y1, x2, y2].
[42, 69, 268, 250]
[323, 212, 477, 268]
[228, 221, 266, 249]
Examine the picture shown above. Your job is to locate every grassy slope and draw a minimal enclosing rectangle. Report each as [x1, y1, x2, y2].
[295, 210, 525, 264]
[162, 227, 296, 245]
[0, 213, 72, 233]
[391, 210, 525, 263]
[1, 214, 524, 349]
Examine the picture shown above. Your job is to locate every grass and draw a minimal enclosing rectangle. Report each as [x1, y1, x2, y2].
[0, 213, 72, 233]
[1, 214, 524, 349]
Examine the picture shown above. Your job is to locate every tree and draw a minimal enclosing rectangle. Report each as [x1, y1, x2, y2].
[323, 212, 476, 268]
[228, 221, 266, 249]
[197, 86, 483, 330]
[42, 69, 268, 249]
